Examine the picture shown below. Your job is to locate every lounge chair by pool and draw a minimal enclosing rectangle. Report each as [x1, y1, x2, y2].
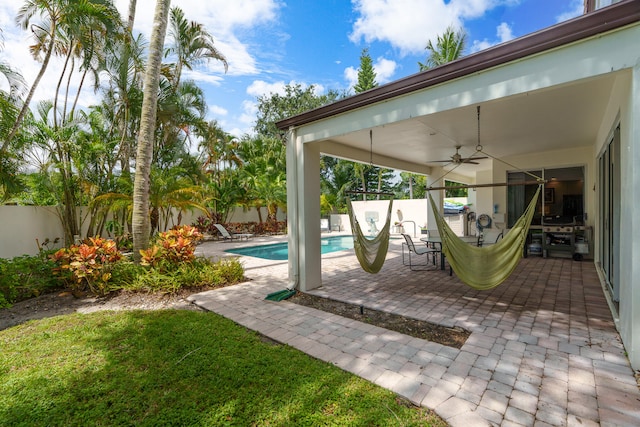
[214, 224, 253, 241]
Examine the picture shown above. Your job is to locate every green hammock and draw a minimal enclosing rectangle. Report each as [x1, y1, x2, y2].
[428, 186, 541, 290]
[346, 197, 394, 274]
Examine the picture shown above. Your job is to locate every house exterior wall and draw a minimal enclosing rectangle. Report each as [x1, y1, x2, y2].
[602, 62, 640, 369]
[623, 57, 640, 370]
[286, 19, 640, 367]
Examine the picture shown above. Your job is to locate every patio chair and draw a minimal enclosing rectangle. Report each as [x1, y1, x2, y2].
[213, 224, 253, 241]
[477, 229, 503, 247]
[401, 233, 440, 271]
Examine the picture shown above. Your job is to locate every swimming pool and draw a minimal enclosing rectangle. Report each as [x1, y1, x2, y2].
[224, 235, 354, 260]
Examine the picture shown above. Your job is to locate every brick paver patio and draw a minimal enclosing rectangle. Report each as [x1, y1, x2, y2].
[192, 236, 640, 426]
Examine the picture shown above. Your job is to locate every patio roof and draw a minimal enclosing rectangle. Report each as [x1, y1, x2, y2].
[275, 0, 640, 178]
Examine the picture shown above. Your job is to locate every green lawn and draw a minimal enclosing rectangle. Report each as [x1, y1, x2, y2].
[0, 310, 446, 426]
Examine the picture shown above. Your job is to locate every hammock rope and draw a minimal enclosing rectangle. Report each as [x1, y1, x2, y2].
[428, 186, 541, 290]
[346, 197, 394, 274]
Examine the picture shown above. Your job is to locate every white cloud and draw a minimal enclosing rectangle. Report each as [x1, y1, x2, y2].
[556, 0, 583, 23]
[246, 79, 326, 99]
[344, 67, 359, 89]
[247, 80, 288, 98]
[115, 0, 279, 79]
[183, 70, 225, 86]
[374, 57, 397, 83]
[496, 22, 514, 43]
[208, 104, 228, 116]
[470, 22, 515, 53]
[349, 0, 515, 56]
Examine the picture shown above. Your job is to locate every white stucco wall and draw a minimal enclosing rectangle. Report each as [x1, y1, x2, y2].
[0, 206, 65, 258]
[0, 206, 286, 259]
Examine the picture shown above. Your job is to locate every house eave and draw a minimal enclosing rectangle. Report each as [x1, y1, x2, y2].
[275, 0, 640, 131]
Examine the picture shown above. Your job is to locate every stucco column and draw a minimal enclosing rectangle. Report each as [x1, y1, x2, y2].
[426, 168, 443, 231]
[619, 60, 640, 370]
[286, 129, 322, 292]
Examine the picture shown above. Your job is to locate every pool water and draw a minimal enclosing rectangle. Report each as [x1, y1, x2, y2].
[224, 235, 354, 260]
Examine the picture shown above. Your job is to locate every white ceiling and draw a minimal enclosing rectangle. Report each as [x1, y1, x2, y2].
[323, 73, 619, 177]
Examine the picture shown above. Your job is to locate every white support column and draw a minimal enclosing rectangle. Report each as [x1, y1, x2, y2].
[298, 142, 322, 291]
[426, 167, 444, 231]
[286, 130, 322, 292]
[286, 128, 299, 290]
[619, 60, 640, 370]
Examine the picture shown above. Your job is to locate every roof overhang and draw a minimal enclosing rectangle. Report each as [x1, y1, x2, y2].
[276, 0, 640, 131]
[277, 1, 640, 178]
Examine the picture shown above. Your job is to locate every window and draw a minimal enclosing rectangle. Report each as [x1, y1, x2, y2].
[507, 167, 584, 228]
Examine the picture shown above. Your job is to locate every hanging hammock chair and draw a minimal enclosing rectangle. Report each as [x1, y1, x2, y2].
[428, 186, 541, 290]
[346, 196, 394, 274]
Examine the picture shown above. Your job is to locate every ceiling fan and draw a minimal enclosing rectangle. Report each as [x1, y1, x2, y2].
[431, 145, 488, 165]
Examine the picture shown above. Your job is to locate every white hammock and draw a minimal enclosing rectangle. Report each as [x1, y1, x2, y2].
[346, 197, 393, 274]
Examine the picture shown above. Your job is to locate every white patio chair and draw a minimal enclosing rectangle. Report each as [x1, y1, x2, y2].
[213, 224, 253, 241]
[401, 233, 439, 271]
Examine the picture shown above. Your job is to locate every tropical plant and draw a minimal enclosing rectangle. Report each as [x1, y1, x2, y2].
[418, 25, 467, 71]
[51, 236, 123, 296]
[165, 6, 227, 89]
[4, 0, 121, 149]
[238, 135, 287, 224]
[139, 225, 203, 269]
[0, 251, 59, 308]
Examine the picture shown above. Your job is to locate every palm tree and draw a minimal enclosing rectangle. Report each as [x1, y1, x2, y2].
[166, 6, 227, 89]
[132, 0, 171, 261]
[418, 25, 467, 71]
[3, 0, 117, 150]
[0, 29, 27, 200]
[238, 135, 287, 224]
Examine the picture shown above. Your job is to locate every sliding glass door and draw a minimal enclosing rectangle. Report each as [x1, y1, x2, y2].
[599, 125, 620, 302]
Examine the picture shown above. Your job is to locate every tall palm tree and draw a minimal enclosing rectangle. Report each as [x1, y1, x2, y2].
[166, 6, 227, 90]
[53, 1, 121, 128]
[132, 0, 171, 261]
[3, 0, 116, 150]
[418, 25, 467, 71]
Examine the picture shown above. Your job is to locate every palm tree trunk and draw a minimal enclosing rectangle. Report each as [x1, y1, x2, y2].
[132, 0, 171, 262]
[54, 47, 74, 129]
[3, 33, 56, 151]
[127, 0, 137, 33]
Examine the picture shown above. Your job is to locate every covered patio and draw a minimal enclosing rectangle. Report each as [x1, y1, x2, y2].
[192, 238, 640, 426]
[278, 1, 640, 373]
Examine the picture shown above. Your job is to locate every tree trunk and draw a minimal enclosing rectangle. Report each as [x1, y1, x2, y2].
[3, 29, 57, 151]
[132, 0, 171, 262]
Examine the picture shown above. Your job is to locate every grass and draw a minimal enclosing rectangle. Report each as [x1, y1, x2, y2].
[0, 310, 446, 426]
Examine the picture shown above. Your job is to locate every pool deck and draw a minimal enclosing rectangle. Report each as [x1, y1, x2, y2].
[192, 235, 640, 426]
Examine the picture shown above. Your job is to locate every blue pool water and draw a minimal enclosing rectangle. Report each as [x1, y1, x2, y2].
[225, 235, 354, 260]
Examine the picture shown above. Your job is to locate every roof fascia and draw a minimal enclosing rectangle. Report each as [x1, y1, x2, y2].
[276, 0, 640, 130]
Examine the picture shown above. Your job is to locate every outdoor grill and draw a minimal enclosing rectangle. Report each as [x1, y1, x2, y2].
[541, 216, 588, 260]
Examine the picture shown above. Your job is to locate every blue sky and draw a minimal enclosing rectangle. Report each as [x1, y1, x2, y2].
[0, 0, 584, 137]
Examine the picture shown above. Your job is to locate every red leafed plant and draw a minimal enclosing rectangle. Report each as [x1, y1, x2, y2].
[51, 237, 122, 296]
[140, 225, 203, 269]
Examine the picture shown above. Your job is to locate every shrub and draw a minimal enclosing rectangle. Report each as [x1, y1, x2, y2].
[109, 260, 146, 289]
[192, 218, 287, 237]
[125, 257, 244, 294]
[139, 225, 203, 269]
[51, 237, 122, 296]
[0, 251, 60, 308]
